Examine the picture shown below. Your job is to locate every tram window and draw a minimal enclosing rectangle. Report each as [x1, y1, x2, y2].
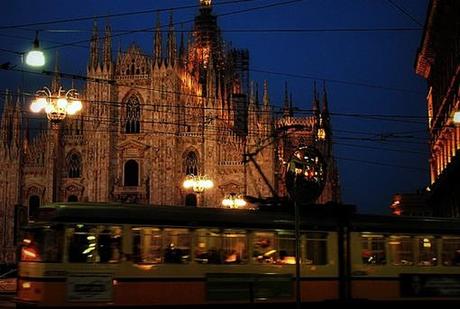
[417, 237, 437, 266]
[388, 236, 414, 266]
[442, 237, 460, 266]
[195, 229, 222, 264]
[252, 232, 277, 263]
[222, 230, 248, 264]
[67, 225, 121, 263]
[163, 228, 191, 264]
[20, 227, 63, 263]
[132, 227, 162, 264]
[98, 226, 122, 263]
[277, 232, 296, 265]
[305, 232, 328, 265]
[360, 234, 386, 265]
[68, 225, 98, 263]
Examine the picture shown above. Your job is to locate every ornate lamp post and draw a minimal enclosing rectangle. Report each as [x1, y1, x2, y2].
[30, 86, 82, 124]
[30, 85, 82, 203]
[222, 193, 247, 208]
[182, 174, 214, 194]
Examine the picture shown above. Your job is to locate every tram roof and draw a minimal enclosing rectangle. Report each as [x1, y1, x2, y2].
[30, 202, 460, 234]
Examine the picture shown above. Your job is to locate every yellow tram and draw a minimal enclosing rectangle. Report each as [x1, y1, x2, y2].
[15, 203, 460, 307]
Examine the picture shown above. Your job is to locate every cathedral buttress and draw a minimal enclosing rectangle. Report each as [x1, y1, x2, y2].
[88, 20, 99, 72]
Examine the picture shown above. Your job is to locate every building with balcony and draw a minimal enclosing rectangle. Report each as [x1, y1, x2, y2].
[415, 0, 460, 217]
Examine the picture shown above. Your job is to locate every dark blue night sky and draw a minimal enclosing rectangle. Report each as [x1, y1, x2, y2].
[0, 0, 430, 214]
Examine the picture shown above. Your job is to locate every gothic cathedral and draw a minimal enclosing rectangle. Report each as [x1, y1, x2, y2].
[0, 0, 340, 264]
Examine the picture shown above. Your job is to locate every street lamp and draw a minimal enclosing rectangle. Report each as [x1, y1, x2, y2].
[183, 174, 214, 193]
[30, 86, 82, 124]
[222, 193, 247, 208]
[454, 111, 460, 125]
[25, 31, 45, 67]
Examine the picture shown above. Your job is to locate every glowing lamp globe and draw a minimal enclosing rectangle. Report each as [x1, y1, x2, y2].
[454, 111, 460, 124]
[30, 98, 47, 113]
[25, 50, 45, 67]
[57, 98, 68, 109]
[67, 100, 82, 115]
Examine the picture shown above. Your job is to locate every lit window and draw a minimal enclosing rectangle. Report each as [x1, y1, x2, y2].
[361, 233, 386, 265]
[388, 235, 414, 266]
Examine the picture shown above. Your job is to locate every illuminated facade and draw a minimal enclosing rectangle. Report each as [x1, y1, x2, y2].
[415, 0, 460, 217]
[0, 1, 340, 263]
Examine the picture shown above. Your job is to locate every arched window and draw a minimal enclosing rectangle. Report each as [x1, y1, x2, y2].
[124, 160, 139, 186]
[185, 193, 197, 207]
[67, 152, 82, 178]
[125, 95, 141, 134]
[29, 195, 40, 219]
[68, 195, 78, 202]
[184, 151, 198, 175]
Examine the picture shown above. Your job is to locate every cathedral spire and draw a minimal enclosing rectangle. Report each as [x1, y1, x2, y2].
[206, 52, 215, 101]
[12, 90, 22, 150]
[289, 92, 294, 117]
[248, 83, 258, 137]
[283, 81, 290, 117]
[103, 21, 112, 69]
[255, 82, 259, 108]
[322, 80, 329, 114]
[261, 80, 272, 135]
[117, 40, 122, 65]
[23, 109, 29, 153]
[312, 81, 320, 115]
[263, 80, 270, 110]
[154, 11, 163, 66]
[167, 12, 177, 67]
[88, 20, 99, 71]
[178, 23, 185, 64]
[1, 90, 13, 148]
[51, 52, 60, 93]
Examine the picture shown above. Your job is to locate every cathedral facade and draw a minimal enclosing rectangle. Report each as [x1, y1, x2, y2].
[0, 1, 339, 264]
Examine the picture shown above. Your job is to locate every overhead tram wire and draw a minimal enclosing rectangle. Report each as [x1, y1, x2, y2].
[385, 0, 424, 27]
[0, 101, 435, 149]
[0, 1, 427, 105]
[7, 26, 423, 34]
[251, 68, 425, 94]
[1, 111, 430, 173]
[0, 57, 426, 105]
[42, 0, 305, 52]
[0, 83, 430, 128]
[0, 3, 424, 96]
[0, 109, 431, 145]
[334, 155, 428, 172]
[333, 141, 429, 156]
[0, 1, 308, 58]
[0, 0, 259, 31]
